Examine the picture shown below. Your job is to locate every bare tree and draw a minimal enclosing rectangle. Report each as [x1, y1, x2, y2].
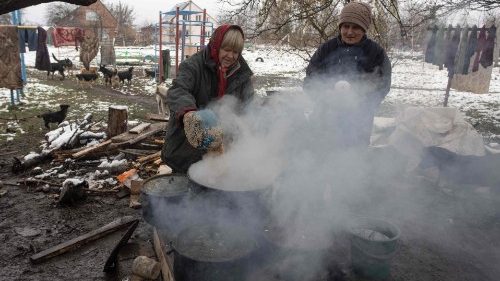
[108, 1, 136, 46]
[46, 3, 78, 25]
[0, 0, 96, 14]
[221, 0, 396, 58]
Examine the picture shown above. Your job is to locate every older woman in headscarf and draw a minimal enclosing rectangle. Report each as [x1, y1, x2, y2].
[161, 24, 254, 173]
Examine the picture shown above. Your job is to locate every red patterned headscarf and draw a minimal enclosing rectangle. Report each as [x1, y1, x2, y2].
[208, 24, 244, 98]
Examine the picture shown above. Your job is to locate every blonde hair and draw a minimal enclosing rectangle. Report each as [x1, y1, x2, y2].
[220, 28, 244, 53]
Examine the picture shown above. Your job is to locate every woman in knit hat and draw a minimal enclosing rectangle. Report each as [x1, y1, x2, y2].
[162, 24, 254, 173]
[303, 1, 391, 148]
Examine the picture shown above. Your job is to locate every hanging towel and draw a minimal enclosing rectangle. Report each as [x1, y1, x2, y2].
[18, 28, 38, 53]
[425, 26, 438, 64]
[472, 26, 487, 72]
[35, 27, 51, 71]
[462, 25, 478, 74]
[0, 26, 23, 89]
[479, 25, 496, 68]
[454, 25, 469, 74]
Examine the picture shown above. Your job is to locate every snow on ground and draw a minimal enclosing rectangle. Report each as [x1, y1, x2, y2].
[1, 45, 499, 130]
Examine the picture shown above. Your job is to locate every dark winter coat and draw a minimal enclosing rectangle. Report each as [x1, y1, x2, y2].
[161, 47, 254, 173]
[35, 27, 51, 71]
[303, 35, 391, 147]
[479, 25, 496, 69]
[462, 25, 478, 74]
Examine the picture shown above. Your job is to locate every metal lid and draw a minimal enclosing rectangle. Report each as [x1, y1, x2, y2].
[175, 224, 257, 262]
[142, 174, 189, 197]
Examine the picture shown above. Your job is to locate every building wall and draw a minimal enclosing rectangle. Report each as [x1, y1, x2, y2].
[56, 0, 117, 40]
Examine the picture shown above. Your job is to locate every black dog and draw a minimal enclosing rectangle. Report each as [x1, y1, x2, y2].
[99, 65, 115, 86]
[144, 68, 155, 79]
[48, 54, 73, 80]
[75, 73, 98, 85]
[117, 67, 134, 84]
[37, 104, 70, 129]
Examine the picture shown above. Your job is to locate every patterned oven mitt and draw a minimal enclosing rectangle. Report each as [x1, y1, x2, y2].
[183, 109, 223, 151]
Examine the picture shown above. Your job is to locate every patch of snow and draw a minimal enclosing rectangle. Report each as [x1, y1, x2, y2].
[62, 178, 84, 187]
[24, 152, 40, 161]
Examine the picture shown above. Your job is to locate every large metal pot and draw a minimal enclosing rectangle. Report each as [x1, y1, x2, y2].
[187, 169, 271, 227]
[170, 223, 259, 281]
[140, 174, 190, 234]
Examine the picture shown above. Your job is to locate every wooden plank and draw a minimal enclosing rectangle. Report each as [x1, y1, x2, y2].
[137, 151, 161, 164]
[146, 113, 169, 122]
[118, 149, 152, 157]
[109, 123, 165, 150]
[129, 123, 151, 134]
[30, 216, 138, 264]
[72, 139, 112, 159]
[153, 228, 175, 281]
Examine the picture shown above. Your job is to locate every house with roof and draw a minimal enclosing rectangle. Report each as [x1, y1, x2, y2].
[163, 1, 218, 56]
[54, 0, 118, 42]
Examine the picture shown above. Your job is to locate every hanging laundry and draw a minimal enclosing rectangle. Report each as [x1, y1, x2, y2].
[462, 25, 478, 74]
[444, 25, 461, 75]
[100, 38, 116, 66]
[17, 28, 38, 53]
[35, 27, 51, 71]
[472, 26, 487, 72]
[0, 26, 23, 89]
[425, 26, 438, 64]
[52, 27, 84, 49]
[433, 26, 446, 69]
[79, 30, 100, 70]
[479, 25, 496, 68]
[454, 25, 469, 74]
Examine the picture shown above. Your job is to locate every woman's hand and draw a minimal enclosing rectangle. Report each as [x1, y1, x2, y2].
[183, 109, 223, 150]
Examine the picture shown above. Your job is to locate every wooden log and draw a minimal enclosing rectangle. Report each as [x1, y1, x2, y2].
[30, 216, 138, 264]
[129, 123, 151, 134]
[107, 106, 128, 138]
[153, 228, 175, 281]
[132, 256, 160, 280]
[72, 139, 112, 159]
[153, 139, 165, 145]
[129, 180, 143, 209]
[137, 151, 161, 163]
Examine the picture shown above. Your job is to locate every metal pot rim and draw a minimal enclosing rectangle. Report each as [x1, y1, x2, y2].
[171, 223, 258, 263]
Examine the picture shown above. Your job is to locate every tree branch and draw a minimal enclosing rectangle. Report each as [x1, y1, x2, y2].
[0, 0, 97, 15]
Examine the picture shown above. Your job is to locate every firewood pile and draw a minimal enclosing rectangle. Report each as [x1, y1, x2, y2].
[10, 109, 170, 208]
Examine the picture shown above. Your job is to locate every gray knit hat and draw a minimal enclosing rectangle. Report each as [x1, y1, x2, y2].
[338, 1, 372, 32]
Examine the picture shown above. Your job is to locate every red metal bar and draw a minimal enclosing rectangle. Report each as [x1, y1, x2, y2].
[175, 7, 180, 76]
[201, 9, 206, 47]
[158, 12, 163, 82]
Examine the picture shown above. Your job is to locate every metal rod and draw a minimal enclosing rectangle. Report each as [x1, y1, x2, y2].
[158, 11, 163, 82]
[175, 7, 180, 76]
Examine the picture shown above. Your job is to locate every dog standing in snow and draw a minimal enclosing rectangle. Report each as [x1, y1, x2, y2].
[37, 104, 70, 129]
[156, 82, 170, 117]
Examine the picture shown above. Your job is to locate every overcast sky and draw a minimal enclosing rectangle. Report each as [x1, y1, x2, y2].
[21, 0, 224, 26]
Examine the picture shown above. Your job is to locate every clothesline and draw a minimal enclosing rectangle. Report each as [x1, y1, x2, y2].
[427, 25, 496, 32]
[0, 25, 37, 29]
